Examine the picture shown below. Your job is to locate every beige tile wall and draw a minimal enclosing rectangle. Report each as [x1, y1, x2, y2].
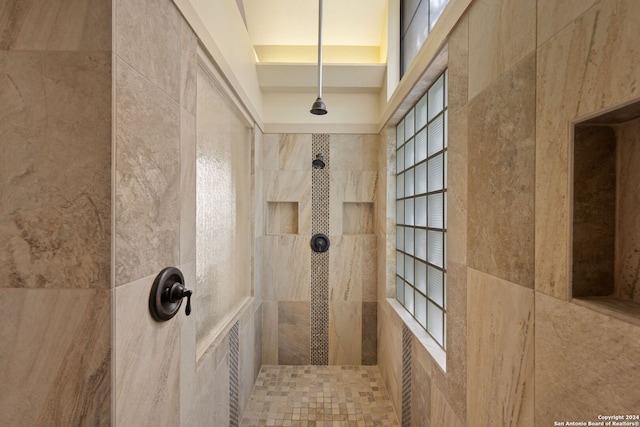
[0, 1, 112, 425]
[377, 1, 640, 426]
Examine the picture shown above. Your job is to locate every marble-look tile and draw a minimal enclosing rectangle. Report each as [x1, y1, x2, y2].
[537, 0, 599, 47]
[411, 349, 431, 427]
[448, 14, 469, 113]
[115, 58, 180, 286]
[447, 106, 468, 266]
[468, 53, 536, 288]
[277, 235, 311, 301]
[535, 292, 640, 425]
[279, 134, 312, 171]
[343, 202, 375, 234]
[260, 236, 278, 301]
[262, 301, 278, 365]
[180, 108, 196, 264]
[179, 261, 196, 427]
[535, 0, 640, 299]
[468, 0, 536, 99]
[615, 117, 640, 302]
[189, 336, 229, 427]
[264, 170, 312, 235]
[114, 274, 180, 427]
[378, 301, 404, 412]
[180, 19, 197, 115]
[0, 288, 110, 426]
[329, 235, 362, 301]
[262, 133, 280, 171]
[362, 235, 378, 302]
[239, 306, 257, 415]
[431, 383, 463, 427]
[329, 301, 362, 365]
[252, 303, 263, 381]
[444, 261, 468, 421]
[572, 125, 616, 297]
[329, 134, 379, 171]
[115, 0, 181, 100]
[330, 171, 378, 235]
[254, 130, 266, 240]
[278, 301, 310, 365]
[362, 301, 378, 365]
[0, 51, 111, 289]
[0, 0, 111, 51]
[266, 201, 298, 235]
[467, 268, 534, 427]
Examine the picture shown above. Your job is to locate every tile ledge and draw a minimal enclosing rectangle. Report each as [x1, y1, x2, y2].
[385, 298, 447, 372]
[571, 297, 640, 328]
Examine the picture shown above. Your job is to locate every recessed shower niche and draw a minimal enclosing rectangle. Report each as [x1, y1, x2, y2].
[572, 101, 640, 321]
[267, 202, 299, 235]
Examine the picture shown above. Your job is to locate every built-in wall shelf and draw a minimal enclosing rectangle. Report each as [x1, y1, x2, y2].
[572, 100, 640, 322]
[267, 202, 298, 235]
[343, 202, 374, 235]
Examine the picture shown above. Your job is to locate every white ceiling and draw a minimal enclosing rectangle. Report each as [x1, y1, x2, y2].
[242, 0, 388, 47]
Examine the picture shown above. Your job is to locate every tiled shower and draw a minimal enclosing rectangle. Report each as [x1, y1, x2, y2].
[260, 133, 379, 366]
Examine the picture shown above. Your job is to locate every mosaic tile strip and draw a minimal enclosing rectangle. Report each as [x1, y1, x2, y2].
[401, 324, 412, 427]
[311, 134, 330, 366]
[240, 365, 400, 426]
[229, 321, 240, 427]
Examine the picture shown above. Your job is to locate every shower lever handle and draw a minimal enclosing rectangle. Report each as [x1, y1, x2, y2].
[169, 282, 192, 316]
[149, 267, 193, 321]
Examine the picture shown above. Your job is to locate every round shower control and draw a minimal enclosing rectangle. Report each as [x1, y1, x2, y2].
[310, 234, 330, 253]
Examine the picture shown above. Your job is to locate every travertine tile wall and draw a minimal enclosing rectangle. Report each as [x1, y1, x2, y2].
[1, 0, 261, 425]
[261, 133, 378, 366]
[114, 0, 261, 425]
[0, 1, 112, 425]
[377, 0, 640, 426]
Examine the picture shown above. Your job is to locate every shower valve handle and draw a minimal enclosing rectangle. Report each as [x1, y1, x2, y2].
[149, 267, 193, 321]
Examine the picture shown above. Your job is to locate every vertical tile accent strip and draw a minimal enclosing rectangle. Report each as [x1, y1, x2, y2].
[311, 134, 330, 365]
[401, 324, 412, 427]
[229, 321, 240, 427]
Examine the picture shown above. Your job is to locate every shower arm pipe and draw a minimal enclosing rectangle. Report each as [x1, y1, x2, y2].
[316, 0, 323, 99]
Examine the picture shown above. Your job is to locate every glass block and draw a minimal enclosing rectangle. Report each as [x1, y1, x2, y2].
[405, 198, 414, 226]
[429, 0, 448, 31]
[428, 153, 444, 192]
[428, 230, 444, 268]
[405, 168, 415, 197]
[397, 225, 405, 248]
[405, 254, 414, 284]
[444, 192, 447, 228]
[396, 200, 405, 225]
[396, 173, 404, 199]
[415, 260, 427, 294]
[404, 109, 415, 141]
[405, 283, 415, 314]
[415, 195, 427, 227]
[396, 120, 404, 148]
[405, 227, 414, 255]
[415, 228, 427, 260]
[416, 94, 428, 131]
[396, 276, 404, 301]
[427, 193, 444, 229]
[415, 293, 427, 329]
[427, 300, 444, 345]
[444, 150, 448, 188]
[405, 138, 415, 168]
[443, 109, 448, 148]
[428, 74, 444, 121]
[427, 114, 444, 157]
[415, 128, 427, 162]
[402, 0, 430, 73]
[396, 250, 404, 276]
[428, 265, 444, 307]
[415, 162, 427, 194]
[397, 146, 405, 172]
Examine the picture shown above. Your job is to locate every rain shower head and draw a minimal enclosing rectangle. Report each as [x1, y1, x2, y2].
[310, 98, 327, 115]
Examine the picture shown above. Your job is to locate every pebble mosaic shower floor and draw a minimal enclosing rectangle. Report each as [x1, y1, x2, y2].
[240, 365, 400, 427]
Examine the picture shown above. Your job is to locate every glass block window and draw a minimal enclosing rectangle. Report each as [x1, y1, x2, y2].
[400, 0, 449, 76]
[396, 71, 447, 348]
